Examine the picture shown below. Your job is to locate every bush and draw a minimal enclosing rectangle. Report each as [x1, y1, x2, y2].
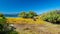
[9, 31, 18, 34]
[18, 11, 38, 18]
[41, 10, 60, 24]
[28, 11, 38, 18]
[0, 13, 18, 34]
[18, 11, 28, 18]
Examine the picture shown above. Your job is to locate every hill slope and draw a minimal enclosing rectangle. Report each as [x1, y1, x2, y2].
[6, 16, 60, 34]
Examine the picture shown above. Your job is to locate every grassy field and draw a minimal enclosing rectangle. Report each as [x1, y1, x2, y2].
[6, 17, 60, 34]
[7, 17, 48, 24]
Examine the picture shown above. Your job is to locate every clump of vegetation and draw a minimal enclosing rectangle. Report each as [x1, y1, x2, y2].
[18, 11, 38, 18]
[41, 10, 60, 24]
[9, 31, 18, 34]
[0, 13, 18, 34]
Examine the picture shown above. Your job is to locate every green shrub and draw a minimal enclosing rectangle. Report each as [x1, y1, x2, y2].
[28, 11, 37, 18]
[0, 13, 18, 34]
[18, 11, 38, 18]
[18, 11, 28, 18]
[9, 31, 18, 34]
[41, 10, 60, 24]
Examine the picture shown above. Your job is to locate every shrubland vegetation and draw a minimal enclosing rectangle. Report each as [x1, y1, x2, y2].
[7, 10, 60, 24]
[18, 11, 38, 18]
[1, 10, 60, 34]
[40, 10, 60, 24]
[0, 14, 18, 34]
[18, 10, 60, 24]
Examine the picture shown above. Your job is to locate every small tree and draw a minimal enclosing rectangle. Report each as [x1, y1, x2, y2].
[18, 11, 38, 18]
[18, 11, 27, 18]
[28, 11, 38, 18]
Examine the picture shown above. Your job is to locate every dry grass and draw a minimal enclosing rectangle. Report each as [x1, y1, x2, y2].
[7, 17, 60, 34]
[7, 17, 48, 24]
[14, 24, 60, 34]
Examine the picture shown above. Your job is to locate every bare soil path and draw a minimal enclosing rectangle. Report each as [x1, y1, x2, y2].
[13, 24, 60, 34]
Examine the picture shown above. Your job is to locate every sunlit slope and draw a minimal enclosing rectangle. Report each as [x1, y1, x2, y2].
[7, 17, 50, 25]
[7, 17, 60, 34]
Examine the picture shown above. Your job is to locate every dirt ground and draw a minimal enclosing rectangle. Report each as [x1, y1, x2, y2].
[13, 24, 60, 34]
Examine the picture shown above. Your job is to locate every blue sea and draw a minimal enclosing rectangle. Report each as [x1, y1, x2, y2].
[4, 14, 18, 18]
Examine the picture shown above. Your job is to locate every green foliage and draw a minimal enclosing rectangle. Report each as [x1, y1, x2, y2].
[18, 11, 28, 18]
[41, 10, 60, 24]
[0, 14, 18, 34]
[18, 11, 38, 18]
[0, 13, 4, 17]
[9, 31, 18, 34]
[28, 11, 37, 18]
[0, 14, 7, 32]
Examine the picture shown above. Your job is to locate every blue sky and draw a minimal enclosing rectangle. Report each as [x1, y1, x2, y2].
[0, 0, 60, 14]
